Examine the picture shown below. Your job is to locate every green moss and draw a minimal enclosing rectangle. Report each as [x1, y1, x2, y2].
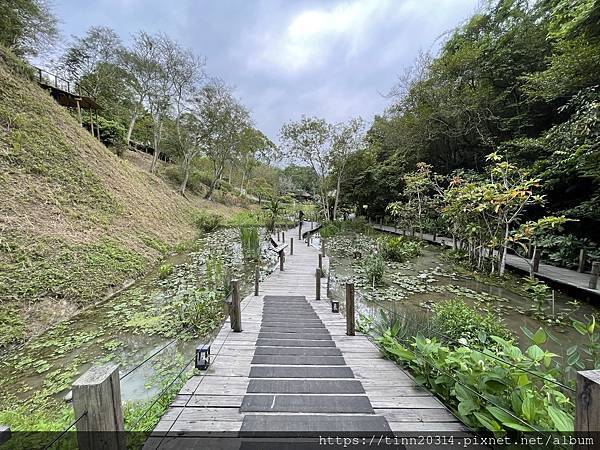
[0, 232, 148, 307]
[0, 305, 25, 347]
[139, 233, 170, 255]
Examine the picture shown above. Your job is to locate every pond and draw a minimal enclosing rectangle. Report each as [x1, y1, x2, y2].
[0, 227, 278, 423]
[325, 230, 598, 361]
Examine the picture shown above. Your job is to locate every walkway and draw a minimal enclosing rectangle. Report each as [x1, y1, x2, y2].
[144, 223, 464, 448]
[373, 224, 600, 299]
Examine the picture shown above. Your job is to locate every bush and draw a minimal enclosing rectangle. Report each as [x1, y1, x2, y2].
[380, 236, 423, 262]
[319, 222, 342, 238]
[192, 211, 222, 233]
[364, 255, 385, 286]
[96, 116, 126, 147]
[158, 263, 174, 279]
[431, 298, 512, 347]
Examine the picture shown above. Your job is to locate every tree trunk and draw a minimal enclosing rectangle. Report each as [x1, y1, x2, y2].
[499, 223, 510, 276]
[332, 174, 342, 221]
[126, 101, 142, 145]
[180, 158, 190, 196]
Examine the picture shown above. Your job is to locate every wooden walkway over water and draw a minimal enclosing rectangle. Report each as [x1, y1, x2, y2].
[373, 224, 600, 300]
[144, 223, 464, 448]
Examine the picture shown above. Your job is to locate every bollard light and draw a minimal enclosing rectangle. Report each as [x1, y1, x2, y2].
[195, 344, 211, 370]
[331, 300, 339, 313]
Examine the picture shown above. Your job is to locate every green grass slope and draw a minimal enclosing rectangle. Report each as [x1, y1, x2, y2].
[0, 48, 240, 347]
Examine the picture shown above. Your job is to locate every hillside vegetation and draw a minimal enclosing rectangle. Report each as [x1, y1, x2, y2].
[0, 48, 241, 346]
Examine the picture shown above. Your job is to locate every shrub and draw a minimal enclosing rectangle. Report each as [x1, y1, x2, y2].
[364, 255, 385, 286]
[192, 211, 222, 233]
[96, 116, 126, 147]
[380, 236, 423, 262]
[319, 222, 342, 238]
[158, 263, 174, 279]
[431, 298, 513, 348]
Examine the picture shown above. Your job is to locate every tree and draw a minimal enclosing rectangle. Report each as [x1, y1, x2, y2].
[0, 0, 57, 56]
[193, 80, 250, 199]
[237, 128, 276, 194]
[120, 32, 163, 146]
[170, 45, 204, 192]
[57, 26, 124, 99]
[280, 116, 333, 219]
[330, 117, 365, 220]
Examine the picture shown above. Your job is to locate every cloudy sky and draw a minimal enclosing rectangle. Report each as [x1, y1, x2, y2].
[52, 0, 480, 141]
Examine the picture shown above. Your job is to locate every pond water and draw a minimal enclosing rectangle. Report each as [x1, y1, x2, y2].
[0, 228, 278, 415]
[325, 231, 598, 361]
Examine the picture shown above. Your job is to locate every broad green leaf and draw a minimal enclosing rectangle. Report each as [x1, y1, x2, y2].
[473, 412, 502, 432]
[532, 327, 547, 345]
[547, 405, 574, 432]
[458, 399, 478, 417]
[522, 396, 535, 422]
[527, 345, 544, 362]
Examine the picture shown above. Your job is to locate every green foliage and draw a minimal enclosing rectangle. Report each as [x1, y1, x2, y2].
[431, 299, 512, 348]
[566, 315, 600, 372]
[0, 0, 58, 56]
[158, 263, 174, 279]
[0, 305, 25, 347]
[373, 328, 574, 432]
[380, 236, 423, 262]
[240, 226, 260, 260]
[96, 115, 126, 147]
[363, 254, 385, 286]
[0, 233, 147, 306]
[523, 277, 551, 314]
[191, 211, 223, 233]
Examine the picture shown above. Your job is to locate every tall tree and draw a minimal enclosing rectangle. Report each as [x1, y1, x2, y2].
[330, 117, 365, 220]
[0, 0, 57, 56]
[193, 80, 250, 200]
[280, 116, 333, 219]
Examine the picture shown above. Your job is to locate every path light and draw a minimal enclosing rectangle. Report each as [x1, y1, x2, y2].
[331, 300, 339, 313]
[195, 344, 211, 370]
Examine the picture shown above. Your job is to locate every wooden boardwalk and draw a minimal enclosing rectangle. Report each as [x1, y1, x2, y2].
[144, 223, 463, 448]
[373, 224, 600, 299]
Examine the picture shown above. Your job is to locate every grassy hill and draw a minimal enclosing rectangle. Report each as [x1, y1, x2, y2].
[0, 48, 242, 347]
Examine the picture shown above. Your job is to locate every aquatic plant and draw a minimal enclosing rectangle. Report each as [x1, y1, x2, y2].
[380, 236, 423, 262]
[431, 298, 513, 348]
[363, 255, 385, 287]
[371, 325, 574, 433]
[240, 226, 260, 260]
[192, 211, 223, 233]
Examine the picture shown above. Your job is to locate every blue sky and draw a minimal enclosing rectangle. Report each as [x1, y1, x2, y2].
[50, 0, 480, 141]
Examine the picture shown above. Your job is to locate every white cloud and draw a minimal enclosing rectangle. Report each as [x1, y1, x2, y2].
[248, 0, 394, 74]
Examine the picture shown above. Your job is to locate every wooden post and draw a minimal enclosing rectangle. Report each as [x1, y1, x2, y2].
[578, 249, 587, 273]
[277, 231, 280, 241]
[0, 426, 10, 446]
[531, 246, 542, 274]
[254, 266, 259, 296]
[290, 237, 294, 255]
[346, 283, 355, 336]
[575, 370, 600, 444]
[318, 253, 323, 271]
[279, 251, 284, 272]
[96, 111, 101, 139]
[282, 232, 285, 242]
[89, 108, 94, 137]
[76, 99, 82, 125]
[72, 364, 125, 450]
[321, 238, 325, 257]
[589, 262, 600, 290]
[307, 234, 310, 247]
[299, 222, 302, 239]
[315, 268, 321, 300]
[230, 279, 242, 332]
